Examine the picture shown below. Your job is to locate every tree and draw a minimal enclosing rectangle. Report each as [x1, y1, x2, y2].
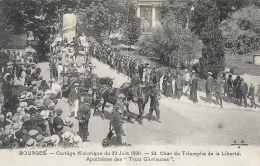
[160, 0, 193, 28]
[123, 0, 141, 48]
[221, 5, 260, 55]
[1, 0, 67, 54]
[216, 0, 250, 21]
[199, 3, 225, 77]
[190, 0, 251, 38]
[137, 14, 202, 68]
[125, 17, 141, 48]
[0, 4, 13, 49]
[77, 0, 138, 37]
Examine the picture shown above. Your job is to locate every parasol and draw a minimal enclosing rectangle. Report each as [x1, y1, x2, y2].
[11, 85, 27, 97]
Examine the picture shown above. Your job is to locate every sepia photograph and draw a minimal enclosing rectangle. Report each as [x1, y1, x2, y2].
[0, 0, 260, 165]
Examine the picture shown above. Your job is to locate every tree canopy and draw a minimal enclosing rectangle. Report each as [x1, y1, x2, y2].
[221, 5, 260, 55]
[137, 14, 202, 68]
[0, 0, 138, 49]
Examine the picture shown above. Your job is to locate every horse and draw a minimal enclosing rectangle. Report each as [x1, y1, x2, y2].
[96, 77, 114, 87]
[120, 83, 157, 125]
[93, 84, 131, 120]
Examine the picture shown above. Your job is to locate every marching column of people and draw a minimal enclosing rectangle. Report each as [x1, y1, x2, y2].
[89, 40, 259, 109]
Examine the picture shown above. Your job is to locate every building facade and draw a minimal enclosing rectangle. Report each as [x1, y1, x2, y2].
[136, 0, 189, 31]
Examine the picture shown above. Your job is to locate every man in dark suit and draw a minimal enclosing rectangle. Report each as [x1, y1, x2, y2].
[227, 74, 234, 103]
[53, 108, 64, 132]
[110, 108, 124, 146]
[152, 66, 161, 89]
[68, 83, 81, 117]
[148, 85, 161, 123]
[24, 69, 32, 87]
[175, 74, 183, 100]
[77, 95, 91, 142]
[239, 78, 248, 108]
[190, 73, 198, 103]
[205, 72, 214, 103]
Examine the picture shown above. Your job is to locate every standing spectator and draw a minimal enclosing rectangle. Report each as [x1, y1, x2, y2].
[247, 82, 256, 108]
[0, 114, 4, 130]
[233, 76, 241, 104]
[175, 74, 183, 100]
[68, 83, 80, 117]
[2, 74, 13, 103]
[148, 85, 161, 123]
[40, 110, 51, 136]
[221, 73, 228, 97]
[239, 78, 248, 108]
[24, 69, 32, 87]
[78, 95, 91, 142]
[163, 70, 173, 97]
[110, 108, 124, 146]
[112, 94, 130, 122]
[183, 69, 191, 95]
[257, 85, 260, 103]
[153, 66, 161, 89]
[190, 73, 198, 103]
[20, 67, 27, 86]
[215, 76, 223, 108]
[144, 65, 151, 85]
[205, 72, 214, 103]
[227, 74, 234, 103]
[53, 108, 64, 132]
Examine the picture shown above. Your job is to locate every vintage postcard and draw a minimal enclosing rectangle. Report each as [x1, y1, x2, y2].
[0, 0, 260, 165]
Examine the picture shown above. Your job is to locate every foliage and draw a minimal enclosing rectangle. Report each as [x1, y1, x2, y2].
[159, 0, 192, 28]
[0, 5, 13, 49]
[0, 0, 138, 50]
[77, 0, 137, 37]
[215, 0, 250, 21]
[124, 17, 141, 48]
[190, 0, 251, 39]
[123, 1, 141, 47]
[220, 5, 260, 55]
[199, 3, 225, 77]
[137, 14, 202, 68]
[0, 0, 72, 53]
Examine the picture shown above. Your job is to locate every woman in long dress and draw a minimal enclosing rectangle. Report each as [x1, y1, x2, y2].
[163, 71, 174, 97]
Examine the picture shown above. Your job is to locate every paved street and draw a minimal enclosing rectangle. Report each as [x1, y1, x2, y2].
[39, 58, 260, 147]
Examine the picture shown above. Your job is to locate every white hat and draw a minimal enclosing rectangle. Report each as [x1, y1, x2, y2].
[40, 110, 49, 119]
[64, 117, 73, 125]
[73, 135, 82, 143]
[62, 131, 74, 140]
[208, 72, 212, 75]
[26, 92, 33, 99]
[51, 135, 60, 145]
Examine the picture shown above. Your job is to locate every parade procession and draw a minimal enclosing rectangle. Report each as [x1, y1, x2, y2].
[1, 0, 260, 151]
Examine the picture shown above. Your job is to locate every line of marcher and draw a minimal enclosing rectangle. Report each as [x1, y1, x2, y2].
[88, 41, 260, 109]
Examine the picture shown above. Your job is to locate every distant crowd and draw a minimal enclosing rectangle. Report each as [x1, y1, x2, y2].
[0, 37, 92, 149]
[89, 42, 260, 109]
[1, 35, 259, 149]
